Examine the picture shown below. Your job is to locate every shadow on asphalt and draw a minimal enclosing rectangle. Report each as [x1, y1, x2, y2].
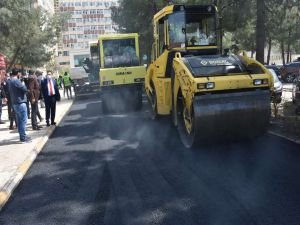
[1, 95, 300, 225]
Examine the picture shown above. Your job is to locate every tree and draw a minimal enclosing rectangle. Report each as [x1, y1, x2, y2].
[111, 0, 163, 61]
[264, 0, 300, 64]
[0, 0, 67, 69]
[256, 0, 265, 63]
[111, 0, 299, 64]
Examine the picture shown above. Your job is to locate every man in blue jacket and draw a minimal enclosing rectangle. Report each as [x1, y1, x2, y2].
[41, 71, 60, 127]
[8, 69, 31, 143]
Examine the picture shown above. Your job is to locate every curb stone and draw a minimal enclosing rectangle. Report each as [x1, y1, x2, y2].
[268, 130, 300, 145]
[0, 100, 74, 211]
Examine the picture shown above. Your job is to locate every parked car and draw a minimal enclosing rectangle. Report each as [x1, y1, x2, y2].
[293, 57, 300, 62]
[280, 62, 300, 83]
[268, 68, 283, 103]
[266, 65, 282, 80]
[292, 76, 300, 115]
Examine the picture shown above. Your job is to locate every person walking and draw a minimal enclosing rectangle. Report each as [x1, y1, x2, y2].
[28, 70, 42, 130]
[63, 72, 72, 99]
[41, 71, 60, 127]
[8, 69, 31, 143]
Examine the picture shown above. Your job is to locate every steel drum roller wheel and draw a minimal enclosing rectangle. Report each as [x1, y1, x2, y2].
[176, 90, 271, 148]
[176, 92, 196, 148]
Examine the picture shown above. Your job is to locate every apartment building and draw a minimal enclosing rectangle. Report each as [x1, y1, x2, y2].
[56, 0, 119, 68]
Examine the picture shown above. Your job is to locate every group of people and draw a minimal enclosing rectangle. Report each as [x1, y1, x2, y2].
[0, 70, 72, 143]
[57, 72, 73, 100]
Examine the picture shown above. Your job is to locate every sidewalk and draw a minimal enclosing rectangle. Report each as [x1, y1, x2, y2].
[268, 84, 300, 144]
[0, 93, 73, 211]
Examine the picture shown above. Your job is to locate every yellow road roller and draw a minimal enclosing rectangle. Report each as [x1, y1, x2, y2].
[145, 4, 274, 148]
[99, 33, 146, 112]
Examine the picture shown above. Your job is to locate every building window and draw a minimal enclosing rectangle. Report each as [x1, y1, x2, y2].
[59, 61, 70, 65]
[63, 51, 69, 56]
[74, 54, 90, 67]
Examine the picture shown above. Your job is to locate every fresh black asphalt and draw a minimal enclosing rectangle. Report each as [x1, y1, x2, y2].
[0, 96, 300, 225]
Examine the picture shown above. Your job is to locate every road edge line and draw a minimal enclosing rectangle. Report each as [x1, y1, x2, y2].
[268, 130, 300, 144]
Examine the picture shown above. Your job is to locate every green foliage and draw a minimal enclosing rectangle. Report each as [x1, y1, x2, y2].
[111, 0, 159, 60]
[111, 0, 299, 62]
[45, 58, 59, 72]
[267, 1, 300, 63]
[0, 0, 68, 69]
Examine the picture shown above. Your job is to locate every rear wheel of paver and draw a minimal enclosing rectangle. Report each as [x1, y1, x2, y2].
[102, 94, 110, 113]
[134, 90, 143, 111]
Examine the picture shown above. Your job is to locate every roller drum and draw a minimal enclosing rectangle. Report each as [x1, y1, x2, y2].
[178, 89, 271, 148]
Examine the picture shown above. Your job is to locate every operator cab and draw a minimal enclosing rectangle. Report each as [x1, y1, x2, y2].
[102, 38, 139, 68]
[151, 5, 221, 77]
[168, 5, 219, 50]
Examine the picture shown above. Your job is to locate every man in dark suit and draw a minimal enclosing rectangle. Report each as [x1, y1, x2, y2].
[41, 71, 60, 127]
[28, 70, 42, 130]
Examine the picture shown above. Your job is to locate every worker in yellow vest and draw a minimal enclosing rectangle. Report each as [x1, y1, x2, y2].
[63, 72, 73, 99]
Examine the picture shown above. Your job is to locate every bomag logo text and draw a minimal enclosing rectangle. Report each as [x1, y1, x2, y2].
[116, 71, 132, 75]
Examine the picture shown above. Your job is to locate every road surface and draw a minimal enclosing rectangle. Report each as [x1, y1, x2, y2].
[0, 96, 300, 225]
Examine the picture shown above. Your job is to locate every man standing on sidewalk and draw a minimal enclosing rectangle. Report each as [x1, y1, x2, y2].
[63, 72, 72, 99]
[8, 69, 31, 143]
[28, 70, 42, 130]
[41, 71, 60, 127]
[3, 73, 17, 129]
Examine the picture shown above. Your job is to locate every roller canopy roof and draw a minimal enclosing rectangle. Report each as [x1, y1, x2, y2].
[173, 5, 216, 14]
